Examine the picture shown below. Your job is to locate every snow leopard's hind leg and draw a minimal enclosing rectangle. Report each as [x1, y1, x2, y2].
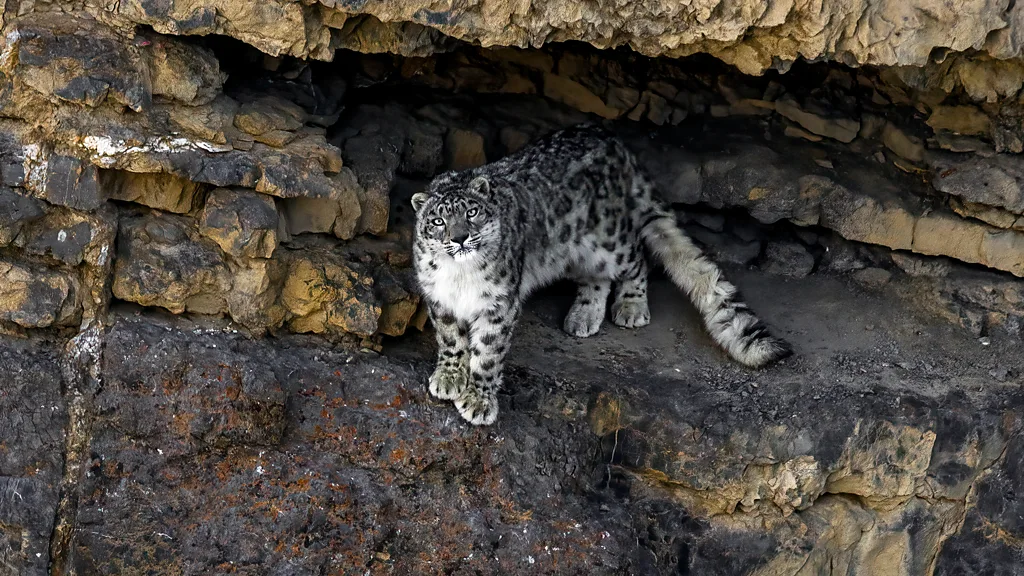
[563, 280, 611, 337]
[611, 244, 650, 329]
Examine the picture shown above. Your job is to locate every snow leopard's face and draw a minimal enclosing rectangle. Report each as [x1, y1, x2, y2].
[412, 175, 501, 263]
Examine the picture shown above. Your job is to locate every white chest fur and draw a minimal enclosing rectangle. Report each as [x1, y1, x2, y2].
[422, 258, 492, 321]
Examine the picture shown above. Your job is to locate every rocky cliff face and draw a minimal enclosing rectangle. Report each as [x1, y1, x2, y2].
[66, 0, 1024, 76]
[1, 3, 1024, 575]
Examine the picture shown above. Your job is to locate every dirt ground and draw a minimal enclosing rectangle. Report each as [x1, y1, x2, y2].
[394, 266, 1019, 422]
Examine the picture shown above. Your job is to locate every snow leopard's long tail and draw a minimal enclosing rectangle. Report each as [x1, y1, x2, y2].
[638, 207, 792, 368]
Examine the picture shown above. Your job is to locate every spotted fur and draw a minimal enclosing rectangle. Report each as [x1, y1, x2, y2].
[412, 124, 791, 425]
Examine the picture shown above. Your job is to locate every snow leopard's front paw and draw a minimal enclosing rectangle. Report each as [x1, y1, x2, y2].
[428, 365, 467, 400]
[611, 300, 650, 329]
[454, 387, 498, 426]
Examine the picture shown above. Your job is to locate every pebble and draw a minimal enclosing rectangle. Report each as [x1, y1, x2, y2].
[989, 367, 1009, 381]
[852, 267, 892, 289]
[761, 240, 816, 277]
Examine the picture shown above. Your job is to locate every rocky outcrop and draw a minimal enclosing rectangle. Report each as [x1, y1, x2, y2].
[3, 10, 1024, 328]
[5, 275, 1020, 574]
[0, 11, 421, 339]
[2, 4, 1024, 575]
[87, 0, 1024, 79]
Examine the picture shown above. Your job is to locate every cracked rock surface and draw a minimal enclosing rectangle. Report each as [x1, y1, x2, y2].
[89, 0, 1024, 77]
[4, 269, 1023, 574]
[3, 4, 1024, 574]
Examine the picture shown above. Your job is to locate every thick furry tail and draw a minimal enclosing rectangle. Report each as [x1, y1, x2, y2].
[640, 213, 791, 368]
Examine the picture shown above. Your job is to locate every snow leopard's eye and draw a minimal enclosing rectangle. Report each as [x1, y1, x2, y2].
[466, 207, 479, 218]
[430, 217, 446, 227]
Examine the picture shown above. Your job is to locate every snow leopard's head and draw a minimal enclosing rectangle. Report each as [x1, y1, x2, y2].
[412, 175, 500, 262]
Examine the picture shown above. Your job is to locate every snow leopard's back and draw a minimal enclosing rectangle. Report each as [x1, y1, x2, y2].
[476, 123, 790, 367]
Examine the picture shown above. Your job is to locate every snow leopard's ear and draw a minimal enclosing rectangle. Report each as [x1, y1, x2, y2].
[411, 192, 430, 212]
[468, 176, 490, 195]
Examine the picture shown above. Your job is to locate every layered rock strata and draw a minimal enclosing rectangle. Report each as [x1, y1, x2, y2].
[1, 4, 1024, 575]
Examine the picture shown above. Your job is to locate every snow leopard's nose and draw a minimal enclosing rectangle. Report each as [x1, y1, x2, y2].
[451, 233, 470, 245]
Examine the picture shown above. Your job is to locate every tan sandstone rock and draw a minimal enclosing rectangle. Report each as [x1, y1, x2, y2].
[543, 73, 622, 119]
[445, 128, 487, 171]
[142, 33, 226, 106]
[95, 0, 1024, 77]
[774, 97, 860, 143]
[199, 188, 279, 260]
[926, 106, 992, 136]
[280, 257, 380, 337]
[0, 259, 79, 328]
[112, 213, 233, 316]
[103, 171, 204, 214]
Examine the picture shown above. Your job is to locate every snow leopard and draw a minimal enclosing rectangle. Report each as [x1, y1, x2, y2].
[412, 124, 791, 426]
